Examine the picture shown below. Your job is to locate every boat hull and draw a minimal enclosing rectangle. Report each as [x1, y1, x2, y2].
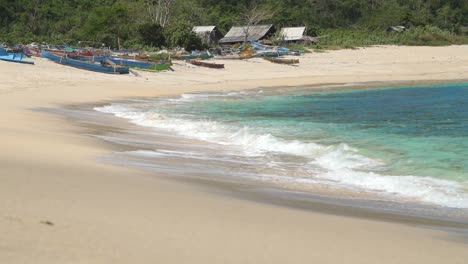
[68, 55, 171, 71]
[263, 57, 299, 65]
[108, 57, 171, 71]
[0, 48, 34, 64]
[189, 59, 224, 69]
[41, 50, 129, 74]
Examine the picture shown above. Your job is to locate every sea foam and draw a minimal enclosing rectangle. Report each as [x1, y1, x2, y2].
[95, 99, 468, 209]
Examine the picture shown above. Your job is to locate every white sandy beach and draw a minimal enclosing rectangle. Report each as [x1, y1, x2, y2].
[1, 45, 468, 263]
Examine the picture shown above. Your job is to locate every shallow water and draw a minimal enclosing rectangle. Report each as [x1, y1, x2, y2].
[95, 83, 468, 209]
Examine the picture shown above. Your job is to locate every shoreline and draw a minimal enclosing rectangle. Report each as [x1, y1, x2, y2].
[2, 46, 468, 263]
[50, 82, 468, 229]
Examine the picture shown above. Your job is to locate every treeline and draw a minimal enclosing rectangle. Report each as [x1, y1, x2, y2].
[1, 0, 467, 48]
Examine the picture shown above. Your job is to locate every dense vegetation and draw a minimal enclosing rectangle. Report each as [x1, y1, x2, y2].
[1, 0, 467, 49]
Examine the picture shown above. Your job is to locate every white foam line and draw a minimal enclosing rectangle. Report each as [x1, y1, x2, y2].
[95, 103, 468, 208]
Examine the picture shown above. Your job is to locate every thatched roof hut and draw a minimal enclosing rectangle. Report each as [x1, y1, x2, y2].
[277, 27, 319, 44]
[278, 27, 307, 41]
[193, 26, 222, 45]
[219, 24, 274, 44]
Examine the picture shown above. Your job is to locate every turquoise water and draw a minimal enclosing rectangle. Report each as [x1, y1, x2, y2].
[96, 83, 468, 208]
[169, 83, 468, 180]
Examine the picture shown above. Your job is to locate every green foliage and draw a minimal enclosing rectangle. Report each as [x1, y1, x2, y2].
[79, 2, 131, 48]
[1, 0, 467, 48]
[316, 26, 468, 49]
[138, 23, 166, 47]
[399, 26, 468, 46]
[165, 20, 204, 51]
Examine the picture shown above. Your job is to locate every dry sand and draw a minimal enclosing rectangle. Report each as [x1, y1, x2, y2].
[1, 45, 468, 263]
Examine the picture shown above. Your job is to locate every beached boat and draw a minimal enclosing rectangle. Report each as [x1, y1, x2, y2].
[44, 49, 96, 58]
[107, 57, 172, 71]
[67, 54, 172, 72]
[254, 50, 281, 58]
[188, 59, 224, 69]
[239, 49, 253, 56]
[41, 50, 129, 74]
[215, 54, 244, 60]
[176, 51, 213, 60]
[263, 57, 299, 65]
[248, 40, 292, 57]
[217, 50, 253, 60]
[0, 48, 34, 64]
[111, 54, 172, 64]
[23, 46, 39, 57]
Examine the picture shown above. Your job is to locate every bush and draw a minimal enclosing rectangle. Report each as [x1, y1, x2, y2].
[399, 26, 465, 46]
[138, 23, 165, 47]
[316, 26, 468, 49]
[307, 25, 322, 37]
[165, 20, 204, 51]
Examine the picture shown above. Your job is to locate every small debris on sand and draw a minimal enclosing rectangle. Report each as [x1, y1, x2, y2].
[40, 220, 54, 226]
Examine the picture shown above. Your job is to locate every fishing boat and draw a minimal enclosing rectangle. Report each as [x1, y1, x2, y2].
[254, 50, 281, 58]
[248, 40, 291, 57]
[263, 57, 299, 65]
[23, 46, 40, 57]
[188, 59, 224, 69]
[217, 49, 253, 60]
[215, 54, 246, 60]
[176, 51, 213, 60]
[239, 49, 253, 56]
[107, 57, 172, 71]
[41, 50, 129, 74]
[67, 54, 172, 72]
[0, 48, 34, 64]
[44, 48, 95, 57]
[111, 53, 171, 64]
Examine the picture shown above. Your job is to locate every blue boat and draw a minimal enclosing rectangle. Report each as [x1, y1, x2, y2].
[249, 40, 291, 57]
[66, 54, 171, 71]
[0, 48, 34, 64]
[72, 55, 155, 68]
[41, 50, 129, 74]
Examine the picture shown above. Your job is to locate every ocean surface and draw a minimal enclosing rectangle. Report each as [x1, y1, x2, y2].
[95, 83, 468, 209]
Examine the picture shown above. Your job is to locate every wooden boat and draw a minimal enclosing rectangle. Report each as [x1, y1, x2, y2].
[239, 49, 254, 56]
[174, 51, 213, 60]
[215, 54, 244, 60]
[135, 54, 150, 60]
[67, 54, 172, 72]
[254, 50, 280, 58]
[23, 46, 40, 57]
[239, 49, 252, 55]
[115, 54, 148, 60]
[248, 40, 290, 57]
[44, 49, 95, 58]
[0, 48, 34, 64]
[263, 57, 299, 65]
[188, 59, 224, 69]
[107, 57, 172, 71]
[112, 54, 171, 64]
[41, 50, 129, 74]
[216, 51, 252, 60]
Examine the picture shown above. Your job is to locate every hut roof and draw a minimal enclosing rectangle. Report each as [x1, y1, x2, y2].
[193, 26, 221, 44]
[193, 26, 216, 34]
[219, 24, 273, 43]
[279, 27, 306, 41]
